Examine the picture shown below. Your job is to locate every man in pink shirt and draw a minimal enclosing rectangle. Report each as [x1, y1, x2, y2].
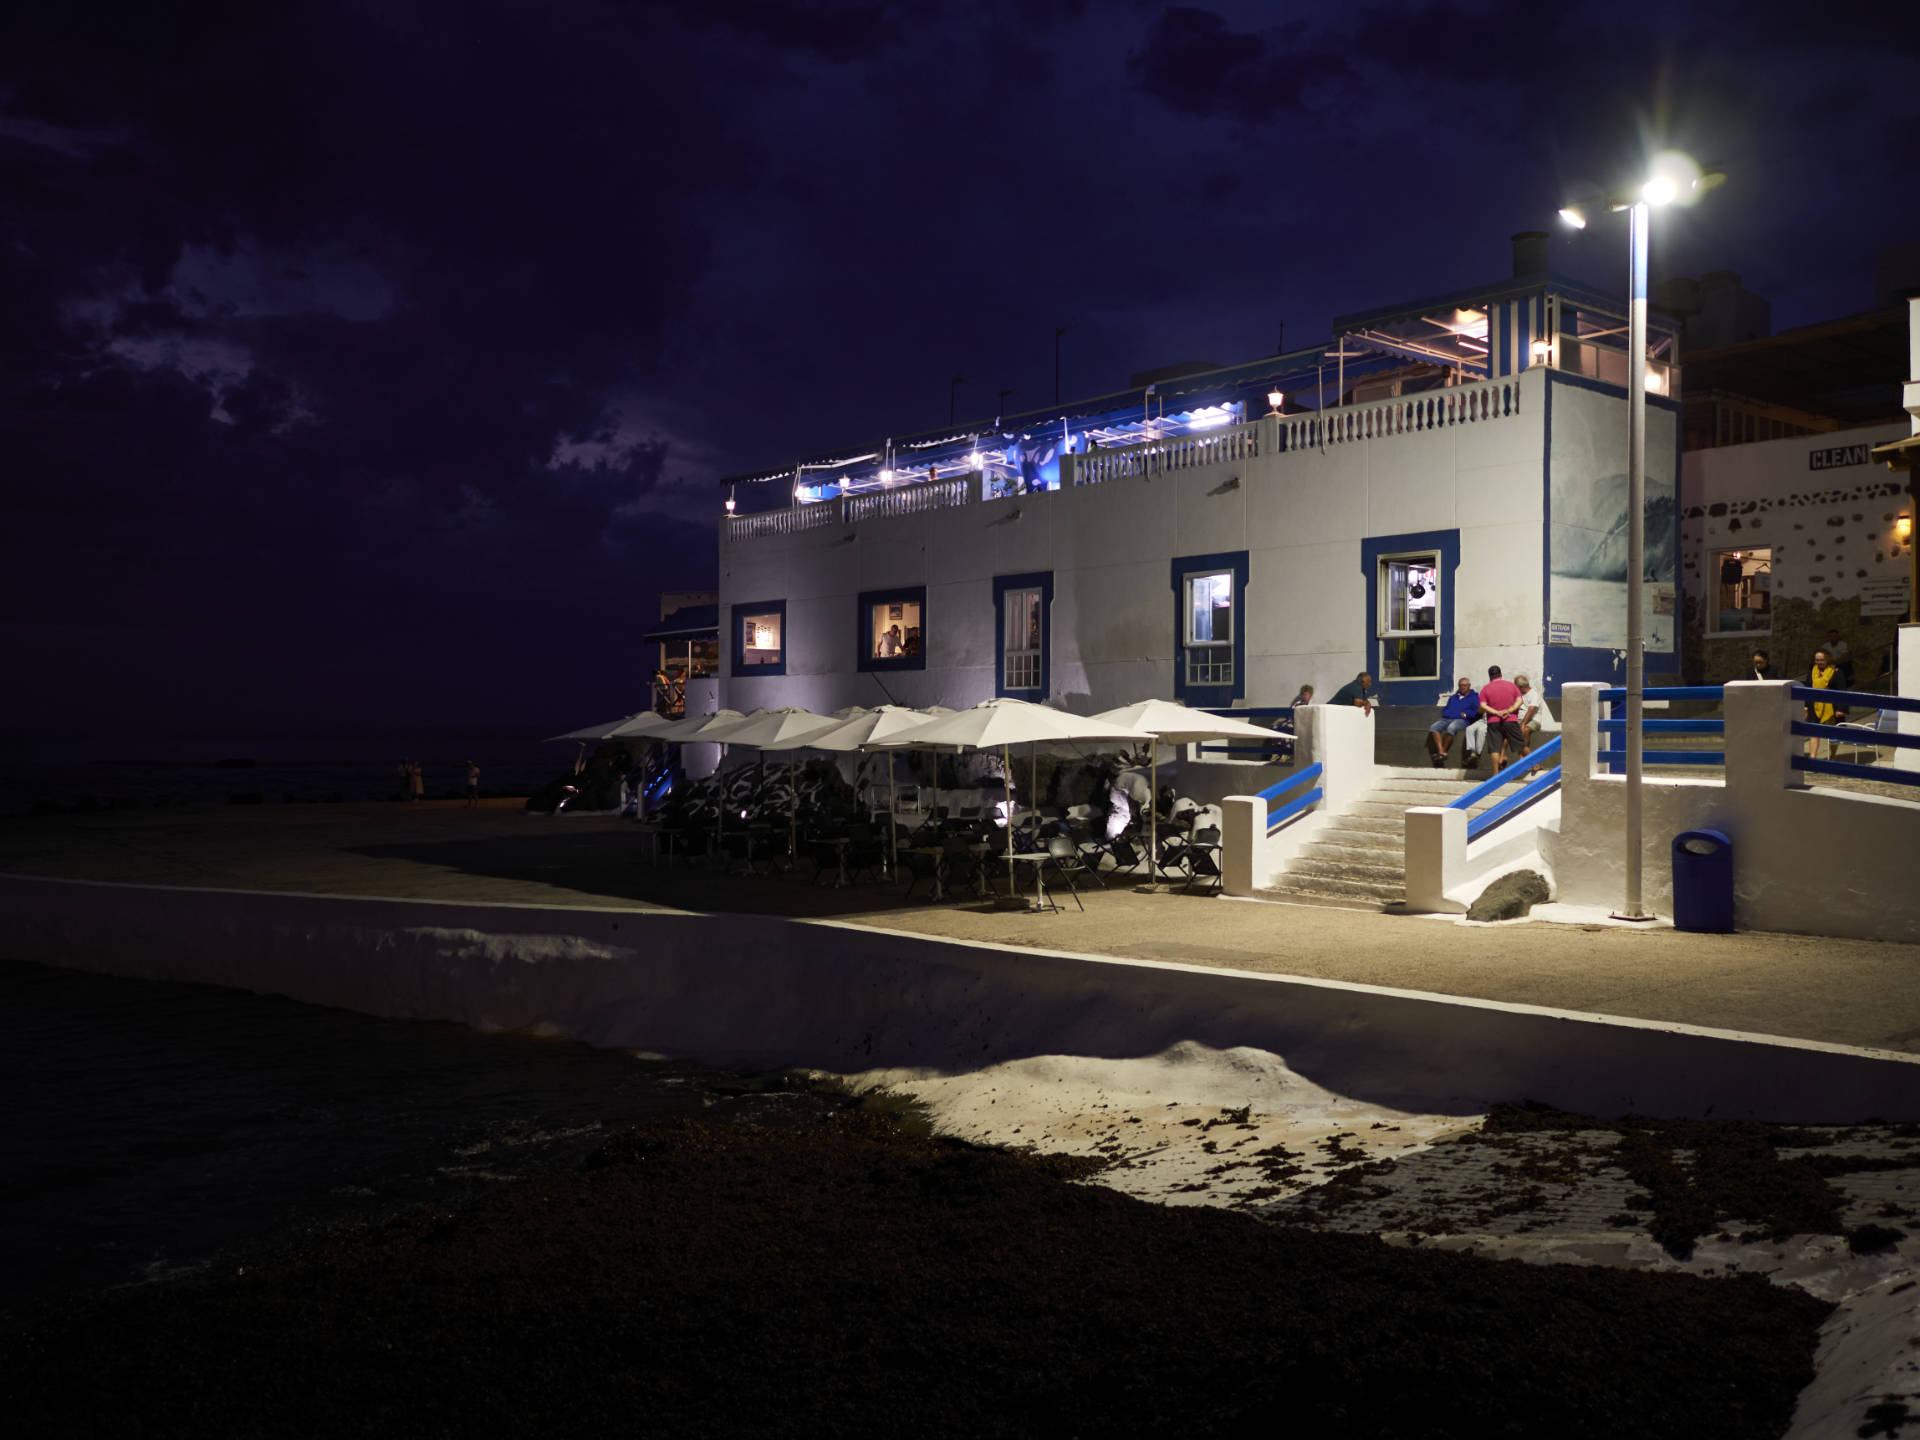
[1477, 665, 1525, 770]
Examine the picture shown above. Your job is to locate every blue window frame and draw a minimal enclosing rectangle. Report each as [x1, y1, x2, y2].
[1360, 529, 1460, 704]
[1169, 551, 1249, 706]
[731, 598, 788, 678]
[858, 585, 926, 672]
[993, 572, 1052, 698]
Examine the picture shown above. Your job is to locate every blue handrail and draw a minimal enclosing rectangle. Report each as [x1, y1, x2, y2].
[1790, 686, 1920, 713]
[1448, 737, 1559, 810]
[1793, 755, 1920, 789]
[1597, 686, 1727, 702]
[1596, 718, 1726, 734]
[1597, 750, 1725, 766]
[1258, 761, 1322, 834]
[1466, 766, 1562, 841]
[1597, 686, 1724, 771]
[1790, 720, 1920, 750]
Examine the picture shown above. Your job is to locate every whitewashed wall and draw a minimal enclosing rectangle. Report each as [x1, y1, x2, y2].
[719, 369, 1550, 716]
[1680, 422, 1910, 680]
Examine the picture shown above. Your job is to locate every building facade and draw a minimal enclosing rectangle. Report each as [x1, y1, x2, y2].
[716, 263, 1683, 718]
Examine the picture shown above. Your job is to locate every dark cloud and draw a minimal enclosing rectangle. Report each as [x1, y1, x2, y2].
[0, 0, 1913, 732]
[1127, 7, 1351, 123]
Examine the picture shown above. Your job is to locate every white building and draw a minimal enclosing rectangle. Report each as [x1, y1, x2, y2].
[716, 247, 1684, 722]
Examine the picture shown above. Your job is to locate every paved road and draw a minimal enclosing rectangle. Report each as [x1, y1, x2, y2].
[2, 801, 1916, 1054]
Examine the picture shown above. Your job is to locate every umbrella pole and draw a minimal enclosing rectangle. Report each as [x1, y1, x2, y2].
[888, 751, 899, 880]
[1138, 743, 1162, 892]
[1004, 742, 1017, 897]
[788, 759, 798, 870]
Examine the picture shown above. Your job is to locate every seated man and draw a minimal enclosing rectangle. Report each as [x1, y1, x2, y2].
[1326, 671, 1377, 714]
[1477, 665, 1526, 771]
[1425, 677, 1479, 767]
[1515, 674, 1559, 773]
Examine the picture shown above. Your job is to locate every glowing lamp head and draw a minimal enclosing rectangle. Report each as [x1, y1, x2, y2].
[1557, 206, 1587, 229]
[724, 497, 736, 513]
[969, 451, 983, 472]
[1898, 514, 1912, 542]
[1530, 339, 1553, 361]
[878, 468, 893, 484]
[1641, 176, 1678, 207]
[838, 476, 850, 490]
[1645, 150, 1705, 208]
[1644, 369, 1666, 395]
[1266, 389, 1285, 410]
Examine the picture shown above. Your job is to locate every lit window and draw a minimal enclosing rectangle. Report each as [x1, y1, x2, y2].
[1184, 571, 1234, 686]
[1378, 554, 1439, 680]
[860, 587, 926, 670]
[739, 611, 782, 666]
[1003, 586, 1043, 691]
[1710, 548, 1772, 633]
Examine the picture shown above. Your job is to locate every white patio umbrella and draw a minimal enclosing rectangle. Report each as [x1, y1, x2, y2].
[869, 699, 1151, 903]
[546, 712, 652, 743]
[605, 711, 678, 741]
[712, 707, 844, 860]
[1090, 698, 1285, 890]
[789, 704, 950, 875]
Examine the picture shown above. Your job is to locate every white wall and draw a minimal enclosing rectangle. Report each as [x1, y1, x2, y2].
[1542, 681, 1920, 942]
[1222, 704, 1380, 895]
[719, 370, 1549, 718]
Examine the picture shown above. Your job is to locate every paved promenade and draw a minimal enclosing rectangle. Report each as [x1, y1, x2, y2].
[2, 800, 1916, 1054]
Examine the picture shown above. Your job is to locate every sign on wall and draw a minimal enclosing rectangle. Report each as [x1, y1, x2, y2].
[1809, 443, 1872, 470]
[1861, 578, 1911, 617]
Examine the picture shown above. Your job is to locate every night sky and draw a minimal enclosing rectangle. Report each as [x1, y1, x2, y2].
[5, 1, 1916, 732]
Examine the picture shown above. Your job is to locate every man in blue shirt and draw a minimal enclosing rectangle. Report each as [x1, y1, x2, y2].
[1426, 677, 1480, 767]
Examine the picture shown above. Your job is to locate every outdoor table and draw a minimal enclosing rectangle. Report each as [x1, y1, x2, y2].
[812, 836, 852, 889]
[905, 845, 945, 902]
[1005, 850, 1060, 913]
[642, 825, 684, 868]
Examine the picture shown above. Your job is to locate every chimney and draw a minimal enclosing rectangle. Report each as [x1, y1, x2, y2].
[1511, 230, 1550, 281]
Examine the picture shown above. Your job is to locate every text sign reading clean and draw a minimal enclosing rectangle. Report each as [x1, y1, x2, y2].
[1809, 444, 1871, 470]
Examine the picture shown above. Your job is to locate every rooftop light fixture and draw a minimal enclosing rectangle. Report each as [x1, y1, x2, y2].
[1557, 206, 1587, 229]
[1267, 389, 1285, 412]
[1530, 339, 1553, 361]
[1899, 514, 1912, 542]
[879, 468, 893, 484]
[724, 496, 736, 513]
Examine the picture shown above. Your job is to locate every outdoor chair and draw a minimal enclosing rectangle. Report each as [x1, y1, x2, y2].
[844, 823, 887, 883]
[1832, 708, 1898, 765]
[939, 836, 984, 899]
[1181, 825, 1224, 894]
[901, 846, 943, 900]
[1043, 834, 1089, 911]
[1064, 820, 1108, 888]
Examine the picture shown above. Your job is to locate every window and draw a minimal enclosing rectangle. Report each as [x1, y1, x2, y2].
[858, 586, 927, 672]
[1710, 547, 1771, 633]
[994, 573, 1051, 697]
[730, 599, 787, 677]
[1183, 570, 1235, 686]
[1377, 553, 1440, 680]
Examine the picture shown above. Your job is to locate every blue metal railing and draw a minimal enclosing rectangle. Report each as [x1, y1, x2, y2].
[1789, 686, 1920, 790]
[1446, 737, 1562, 841]
[1257, 762, 1322, 834]
[1196, 706, 1295, 759]
[1597, 686, 1725, 768]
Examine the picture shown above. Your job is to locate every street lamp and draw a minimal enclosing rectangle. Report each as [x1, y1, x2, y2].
[1559, 151, 1721, 921]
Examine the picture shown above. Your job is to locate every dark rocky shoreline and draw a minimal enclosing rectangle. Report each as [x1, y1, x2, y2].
[5, 1098, 1829, 1439]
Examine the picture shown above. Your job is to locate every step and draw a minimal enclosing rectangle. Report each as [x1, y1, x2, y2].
[1263, 873, 1404, 902]
[1253, 886, 1389, 912]
[1289, 856, 1403, 883]
[1299, 839, 1400, 865]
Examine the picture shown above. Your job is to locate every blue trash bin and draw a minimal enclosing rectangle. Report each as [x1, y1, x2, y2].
[1672, 829, 1733, 933]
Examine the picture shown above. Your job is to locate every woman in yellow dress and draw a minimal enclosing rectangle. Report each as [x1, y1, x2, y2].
[1803, 648, 1841, 759]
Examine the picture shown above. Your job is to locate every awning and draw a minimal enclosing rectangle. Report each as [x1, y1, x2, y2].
[1872, 433, 1920, 471]
[642, 603, 719, 643]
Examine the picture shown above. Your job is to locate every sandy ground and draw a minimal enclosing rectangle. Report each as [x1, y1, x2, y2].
[4, 798, 1918, 1055]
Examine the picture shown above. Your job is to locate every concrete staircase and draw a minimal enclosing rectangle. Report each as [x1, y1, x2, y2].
[1258, 767, 1533, 910]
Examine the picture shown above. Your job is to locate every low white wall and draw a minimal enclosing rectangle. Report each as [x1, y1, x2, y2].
[1403, 790, 1562, 915]
[1543, 681, 1920, 941]
[1222, 704, 1380, 894]
[5, 873, 1920, 1123]
[1901, 622, 1919, 774]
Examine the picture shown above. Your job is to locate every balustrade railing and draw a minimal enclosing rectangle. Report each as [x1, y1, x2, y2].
[1275, 375, 1521, 452]
[844, 476, 971, 523]
[726, 498, 847, 541]
[1073, 419, 1262, 486]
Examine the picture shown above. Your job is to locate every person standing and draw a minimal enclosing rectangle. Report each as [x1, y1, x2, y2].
[1824, 628, 1854, 686]
[1477, 665, 1525, 771]
[1735, 650, 1774, 683]
[409, 757, 424, 802]
[466, 760, 480, 807]
[1803, 648, 1842, 759]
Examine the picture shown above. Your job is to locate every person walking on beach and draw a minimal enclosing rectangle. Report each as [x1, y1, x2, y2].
[409, 758, 424, 802]
[466, 761, 480, 807]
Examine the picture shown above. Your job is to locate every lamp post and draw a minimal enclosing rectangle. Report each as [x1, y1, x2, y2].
[1560, 153, 1719, 921]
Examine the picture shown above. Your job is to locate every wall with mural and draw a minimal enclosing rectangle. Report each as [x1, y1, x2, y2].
[1547, 377, 1680, 660]
[1679, 423, 1911, 685]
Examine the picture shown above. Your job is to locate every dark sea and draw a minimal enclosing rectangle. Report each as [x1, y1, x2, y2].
[0, 726, 578, 816]
[0, 958, 768, 1311]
